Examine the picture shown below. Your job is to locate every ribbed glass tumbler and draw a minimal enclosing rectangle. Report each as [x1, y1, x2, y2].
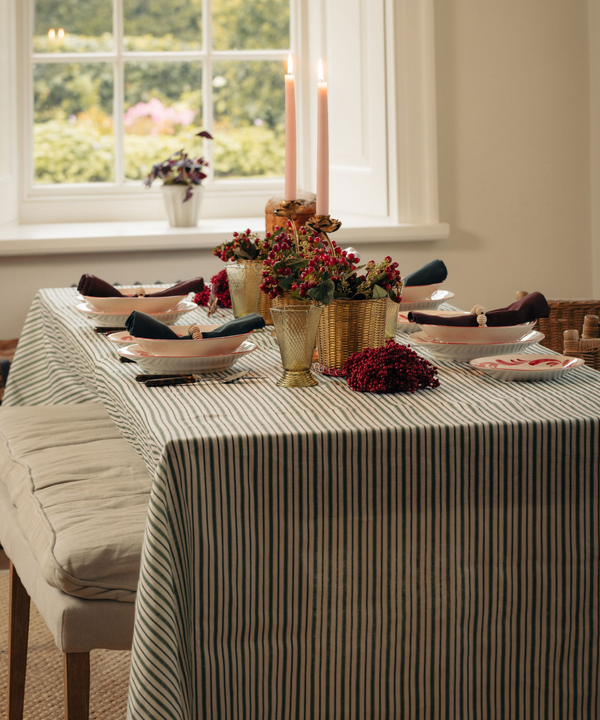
[270, 305, 324, 388]
[226, 263, 264, 318]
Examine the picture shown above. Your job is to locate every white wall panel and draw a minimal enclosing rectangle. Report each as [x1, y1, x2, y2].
[324, 0, 388, 216]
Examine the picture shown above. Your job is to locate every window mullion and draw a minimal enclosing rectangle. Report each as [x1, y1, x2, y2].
[113, 0, 124, 187]
[203, 0, 214, 184]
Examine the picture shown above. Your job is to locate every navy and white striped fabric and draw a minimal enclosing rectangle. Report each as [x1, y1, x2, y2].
[5, 288, 600, 719]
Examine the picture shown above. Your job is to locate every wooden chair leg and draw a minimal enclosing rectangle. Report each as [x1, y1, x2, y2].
[64, 652, 90, 720]
[8, 561, 30, 720]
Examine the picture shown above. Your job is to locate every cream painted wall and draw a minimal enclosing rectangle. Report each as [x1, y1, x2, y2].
[0, 0, 593, 339]
[0, 251, 226, 339]
[428, 0, 591, 311]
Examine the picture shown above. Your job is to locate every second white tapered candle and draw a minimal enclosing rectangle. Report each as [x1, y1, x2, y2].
[316, 59, 329, 216]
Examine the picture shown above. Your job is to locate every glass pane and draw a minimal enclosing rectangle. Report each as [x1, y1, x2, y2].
[212, 0, 289, 51]
[33, 0, 113, 53]
[212, 60, 284, 179]
[34, 63, 114, 183]
[124, 62, 203, 181]
[123, 0, 202, 52]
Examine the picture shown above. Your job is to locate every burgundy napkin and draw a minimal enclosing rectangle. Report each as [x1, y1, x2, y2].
[78, 274, 204, 298]
[408, 292, 551, 327]
[77, 274, 123, 297]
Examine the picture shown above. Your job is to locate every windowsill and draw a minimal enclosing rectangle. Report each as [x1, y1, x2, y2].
[0, 216, 450, 257]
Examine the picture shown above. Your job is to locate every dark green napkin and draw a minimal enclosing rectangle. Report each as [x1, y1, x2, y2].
[201, 314, 265, 338]
[403, 259, 448, 287]
[125, 311, 181, 339]
[125, 311, 265, 340]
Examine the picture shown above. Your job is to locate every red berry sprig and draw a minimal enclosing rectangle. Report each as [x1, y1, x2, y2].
[213, 229, 271, 262]
[343, 339, 440, 394]
[193, 269, 232, 309]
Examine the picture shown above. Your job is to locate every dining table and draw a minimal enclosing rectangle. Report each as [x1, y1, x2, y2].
[3, 286, 600, 720]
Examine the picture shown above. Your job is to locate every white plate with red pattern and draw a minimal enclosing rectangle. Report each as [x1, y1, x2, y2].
[469, 353, 584, 382]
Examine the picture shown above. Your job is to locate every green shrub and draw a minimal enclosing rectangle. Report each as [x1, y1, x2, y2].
[34, 118, 284, 183]
[34, 121, 114, 183]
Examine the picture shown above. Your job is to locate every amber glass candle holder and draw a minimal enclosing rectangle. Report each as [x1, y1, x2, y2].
[226, 263, 264, 318]
[270, 305, 324, 388]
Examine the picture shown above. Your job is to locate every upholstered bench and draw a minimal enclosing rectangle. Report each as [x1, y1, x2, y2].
[0, 403, 152, 720]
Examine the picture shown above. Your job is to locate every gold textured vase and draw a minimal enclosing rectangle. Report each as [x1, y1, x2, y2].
[270, 305, 324, 387]
[258, 292, 274, 325]
[385, 296, 400, 339]
[236, 259, 273, 325]
[226, 263, 264, 318]
[316, 297, 387, 372]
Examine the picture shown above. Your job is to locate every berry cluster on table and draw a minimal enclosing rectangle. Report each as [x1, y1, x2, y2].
[343, 339, 440, 394]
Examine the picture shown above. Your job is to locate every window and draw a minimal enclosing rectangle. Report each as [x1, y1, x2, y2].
[30, 0, 289, 186]
[3, 0, 446, 239]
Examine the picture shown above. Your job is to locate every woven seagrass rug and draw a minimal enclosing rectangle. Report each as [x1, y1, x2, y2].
[0, 571, 130, 719]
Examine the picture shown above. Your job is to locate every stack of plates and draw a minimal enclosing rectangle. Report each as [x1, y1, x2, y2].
[399, 287, 456, 312]
[76, 288, 197, 327]
[114, 325, 258, 374]
[406, 312, 544, 361]
[117, 341, 258, 374]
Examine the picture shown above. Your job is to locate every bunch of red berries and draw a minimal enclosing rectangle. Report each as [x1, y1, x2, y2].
[213, 229, 271, 262]
[193, 269, 232, 309]
[343, 339, 440, 394]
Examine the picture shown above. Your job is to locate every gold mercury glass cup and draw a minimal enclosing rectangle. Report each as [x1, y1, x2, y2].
[226, 263, 264, 318]
[270, 305, 324, 387]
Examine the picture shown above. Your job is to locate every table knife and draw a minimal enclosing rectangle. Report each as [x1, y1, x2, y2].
[141, 369, 264, 387]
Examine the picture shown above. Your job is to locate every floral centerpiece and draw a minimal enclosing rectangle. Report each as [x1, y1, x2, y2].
[260, 222, 400, 305]
[144, 130, 213, 227]
[260, 222, 402, 373]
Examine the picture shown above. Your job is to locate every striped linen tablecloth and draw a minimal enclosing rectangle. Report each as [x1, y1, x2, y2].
[4, 288, 600, 720]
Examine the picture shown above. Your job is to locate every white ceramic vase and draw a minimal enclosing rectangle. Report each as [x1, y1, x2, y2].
[161, 184, 204, 227]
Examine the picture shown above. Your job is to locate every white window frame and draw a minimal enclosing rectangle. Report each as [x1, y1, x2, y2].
[16, 0, 296, 223]
[1, 0, 448, 245]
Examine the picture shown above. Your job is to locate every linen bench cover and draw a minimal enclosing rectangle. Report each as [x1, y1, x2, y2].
[0, 474, 136, 652]
[0, 403, 151, 602]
